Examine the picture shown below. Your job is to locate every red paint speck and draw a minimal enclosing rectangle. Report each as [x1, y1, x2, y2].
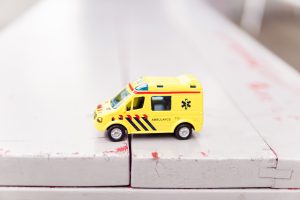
[200, 152, 208, 157]
[115, 145, 128, 153]
[249, 82, 272, 102]
[249, 82, 269, 90]
[151, 151, 159, 160]
[289, 115, 300, 121]
[274, 116, 282, 122]
[230, 43, 260, 68]
[103, 144, 129, 154]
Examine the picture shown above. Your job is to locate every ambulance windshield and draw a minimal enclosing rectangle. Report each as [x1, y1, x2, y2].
[111, 88, 131, 109]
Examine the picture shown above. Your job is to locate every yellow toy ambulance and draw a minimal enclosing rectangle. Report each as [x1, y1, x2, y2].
[94, 75, 203, 142]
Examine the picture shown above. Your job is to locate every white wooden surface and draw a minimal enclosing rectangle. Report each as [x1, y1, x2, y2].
[0, 187, 300, 200]
[0, 0, 129, 186]
[164, 0, 300, 188]
[0, 0, 299, 197]
[121, 0, 276, 188]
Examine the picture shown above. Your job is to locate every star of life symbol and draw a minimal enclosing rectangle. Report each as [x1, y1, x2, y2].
[181, 99, 191, 110]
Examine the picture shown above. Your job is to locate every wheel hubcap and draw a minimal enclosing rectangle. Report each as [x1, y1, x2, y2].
[178, 127, 190, 138]
[111, 128, 122, 139]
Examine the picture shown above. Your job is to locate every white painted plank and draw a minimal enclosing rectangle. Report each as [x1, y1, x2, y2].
[0, 0, 129, 186]
[117, 0, 277, 188]
[165, 0, 300, 188]
[0, 187, 300, 200]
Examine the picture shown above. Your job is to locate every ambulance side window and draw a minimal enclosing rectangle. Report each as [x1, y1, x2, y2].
[151, 96, 171, 111]
[133, 97, 145, 110]
[126, 101, 132, 111]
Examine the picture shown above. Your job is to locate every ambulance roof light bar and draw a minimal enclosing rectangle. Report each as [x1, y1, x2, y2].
[135, 83, 148, 91]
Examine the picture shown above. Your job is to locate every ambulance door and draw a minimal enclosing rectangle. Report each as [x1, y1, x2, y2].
[125, 95, 149, 133]
[148, 95, 173, 133]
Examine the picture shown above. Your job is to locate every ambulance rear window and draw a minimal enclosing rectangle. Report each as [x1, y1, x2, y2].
[151, 96, 171, 111]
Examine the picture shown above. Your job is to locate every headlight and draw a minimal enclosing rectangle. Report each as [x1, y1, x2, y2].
[97, 117, 103, 123]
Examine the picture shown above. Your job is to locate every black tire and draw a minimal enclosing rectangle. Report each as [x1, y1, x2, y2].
[174, 124, 192, 140]
[107, 125, 126, 142]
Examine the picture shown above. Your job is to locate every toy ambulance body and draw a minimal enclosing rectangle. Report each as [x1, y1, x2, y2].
[94, 75, 203, 141]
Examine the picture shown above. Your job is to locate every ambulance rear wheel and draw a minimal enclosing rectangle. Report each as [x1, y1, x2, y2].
[175, 124, 192, 140]
[107, 125, 126, 142]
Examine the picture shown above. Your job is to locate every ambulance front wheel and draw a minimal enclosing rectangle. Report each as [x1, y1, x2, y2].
[175, 124, 192, 140]
[107, 125, 126, 142]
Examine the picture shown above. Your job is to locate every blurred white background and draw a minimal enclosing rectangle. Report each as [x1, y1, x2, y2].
[0, 0, 299, 72]
[207, 0, 300, 72]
